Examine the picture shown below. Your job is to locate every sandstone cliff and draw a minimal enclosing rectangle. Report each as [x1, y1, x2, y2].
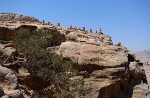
[0, 13, 149, 98]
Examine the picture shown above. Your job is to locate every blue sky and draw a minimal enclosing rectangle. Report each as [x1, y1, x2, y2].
[0, 0, 150, 52]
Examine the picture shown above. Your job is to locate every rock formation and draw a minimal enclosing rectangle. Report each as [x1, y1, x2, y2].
[0, 13, 39, 22]
[0, 13, 149, 98]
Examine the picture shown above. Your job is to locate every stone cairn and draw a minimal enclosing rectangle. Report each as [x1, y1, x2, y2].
[99, 28, 103, 34]
[42, 20, 45, 24]
[90, 28, 93, 33]
[96, 30, 98, 33]
[48, 22, 50, 25]
[70, 25, 73, 29]
[57, 23, 60, 26]
[82, 27, 85, 31]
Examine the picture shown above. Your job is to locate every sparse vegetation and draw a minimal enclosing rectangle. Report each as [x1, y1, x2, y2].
[13, 28, 83, 98]
[66, 33, 78, 42]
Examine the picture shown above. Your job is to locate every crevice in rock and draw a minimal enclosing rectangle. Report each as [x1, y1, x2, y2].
[98, 80, 133, 98]
[128, 54, 135, 62]
[73, 63, 105, 74]
[18, 75, 50, 90]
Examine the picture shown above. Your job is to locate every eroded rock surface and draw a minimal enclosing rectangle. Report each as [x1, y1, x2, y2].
[58, 42, 128, 70]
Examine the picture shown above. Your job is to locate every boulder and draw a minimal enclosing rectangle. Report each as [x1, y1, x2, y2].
[132, 83, 150, 98]
[1, 95, 9, 98]
[7, 90, 24, 98]
[0, 43, 16, 57]
[58, 42, 128, 70]
[0, 66, 18, 94]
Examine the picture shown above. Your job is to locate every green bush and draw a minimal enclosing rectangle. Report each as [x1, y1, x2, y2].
[14, 28, 83, 98]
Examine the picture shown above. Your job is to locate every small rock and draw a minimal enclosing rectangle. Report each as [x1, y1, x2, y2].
[7, 90, 24, 98]
[1, 95, 9, 98]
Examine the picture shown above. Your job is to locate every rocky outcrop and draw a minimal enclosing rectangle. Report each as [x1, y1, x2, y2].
[57, 40, 150, 98]
[0, 13, 149, 98]
[56, 26, 150, 98]
[0, 20, 65, 43]
[0, 13, 39, 22]
[65, 31, 112, 45]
